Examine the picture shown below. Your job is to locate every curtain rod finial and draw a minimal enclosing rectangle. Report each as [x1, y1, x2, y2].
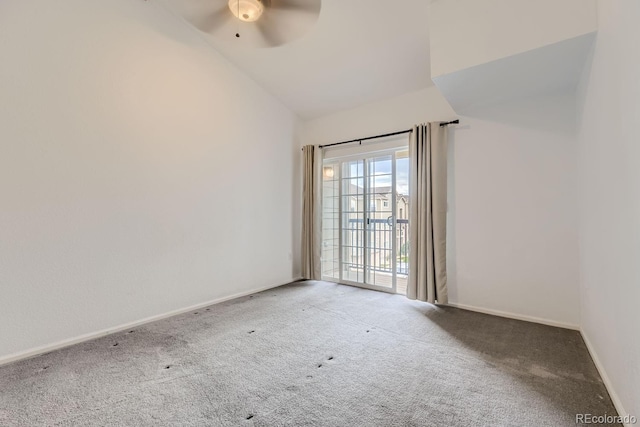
[440, 119, 460, 127]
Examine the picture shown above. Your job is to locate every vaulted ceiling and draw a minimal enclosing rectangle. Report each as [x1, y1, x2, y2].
[161, 0, 433, 119]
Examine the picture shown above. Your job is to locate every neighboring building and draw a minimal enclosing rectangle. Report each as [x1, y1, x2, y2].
[321, 179, 409, 279]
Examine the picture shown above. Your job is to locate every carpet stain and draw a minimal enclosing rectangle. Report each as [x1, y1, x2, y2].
[564, 371, 588, 381]
[529, 364, 560, 379]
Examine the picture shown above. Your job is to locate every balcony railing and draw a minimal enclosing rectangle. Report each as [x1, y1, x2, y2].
[345, 218, 409, 275]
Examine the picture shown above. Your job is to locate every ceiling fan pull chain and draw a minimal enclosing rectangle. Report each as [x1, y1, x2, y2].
[181, 0, 320, 48]
[236, 0, 240, 37]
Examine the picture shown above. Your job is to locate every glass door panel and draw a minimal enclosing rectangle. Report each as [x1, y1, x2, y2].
[321, 148, 409, 294]
[341, 160, 365, 284]
[395, 150, 410, 295]
[321, 162, 340, 280]
[364, 154, 394, 290]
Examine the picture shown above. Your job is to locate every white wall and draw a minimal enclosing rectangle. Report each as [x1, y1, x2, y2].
[300, 87, 580, 328]
[577, 0, 640, 419]
[429, 0, 597, 77]
[449, 93, 579, 328]
[301, 87, 455, 146]
[0, 1, 298, 360]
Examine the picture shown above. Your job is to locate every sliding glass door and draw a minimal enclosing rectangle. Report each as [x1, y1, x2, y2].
[321, 148, 409, 294]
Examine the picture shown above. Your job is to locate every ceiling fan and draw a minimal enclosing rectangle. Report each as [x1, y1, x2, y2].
[168, 0, 322, 48]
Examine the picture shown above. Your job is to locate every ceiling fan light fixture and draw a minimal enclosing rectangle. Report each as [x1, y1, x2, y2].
[228, 0, 264, 22]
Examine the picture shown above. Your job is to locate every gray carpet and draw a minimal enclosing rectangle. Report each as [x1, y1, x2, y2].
[0, 280, 619, 426]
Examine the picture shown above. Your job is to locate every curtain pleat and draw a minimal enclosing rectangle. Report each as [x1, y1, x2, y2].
[301, 145, 321, 280]
[407, 123, 448, 304]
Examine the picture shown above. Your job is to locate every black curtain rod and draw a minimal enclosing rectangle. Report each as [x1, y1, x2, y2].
[316, 120, 459, 149]
[319, 129, 411, 149]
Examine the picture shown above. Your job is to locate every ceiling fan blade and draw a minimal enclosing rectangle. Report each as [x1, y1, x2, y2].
[256, 17, 283, 47]
[169, 0, 321, 48]
[195, 5, 232, 33]
[267, 0, 320, 13]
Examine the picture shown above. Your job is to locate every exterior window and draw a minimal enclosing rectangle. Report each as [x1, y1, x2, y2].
[399, 208, 403, 218]
[383, 201, 389, 207]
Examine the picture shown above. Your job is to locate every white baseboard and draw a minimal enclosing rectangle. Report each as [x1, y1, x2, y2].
[580, 329, 633, 426]
[445, 301, 580, 330]
[0, 281, 289, 367]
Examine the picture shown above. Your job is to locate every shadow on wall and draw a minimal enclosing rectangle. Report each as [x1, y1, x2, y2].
[456, 91, 577, 135]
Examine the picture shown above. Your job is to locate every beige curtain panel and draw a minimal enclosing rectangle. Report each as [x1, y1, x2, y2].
[407, 123, 448, 304]
[301, 145, 321, 280]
